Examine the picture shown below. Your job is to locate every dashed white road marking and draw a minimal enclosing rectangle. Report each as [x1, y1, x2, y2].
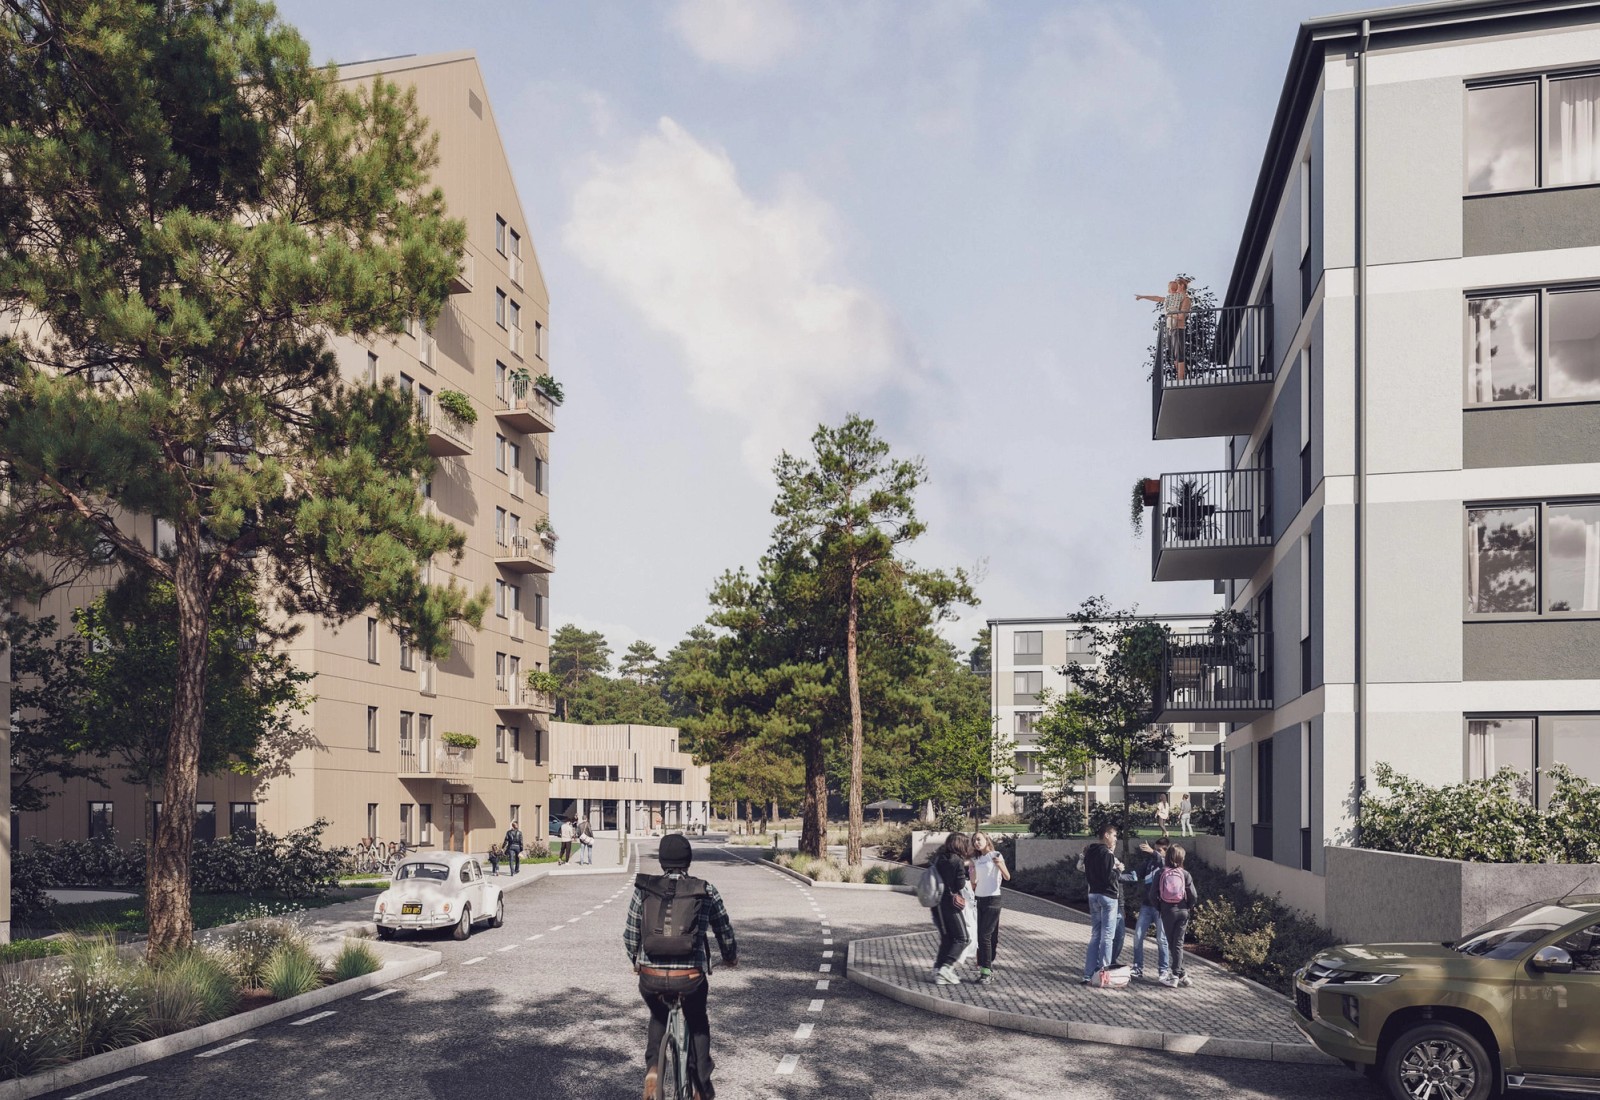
[808, 999, 824, 1012]
[550, 925, 566, 932]
[362, 988, 400, 1001]
[794, 1023, 815, 1040]
[823, 938, 833, 945]
[497, 944, 519, 952]
[527, 934, 543, 940]
[822, 950, 834, 958]
[290, 1010, 337, 1026]
[819, 964, 832, 973]
[418, 970, 446, 981]
[568, 917, 582, 923]
[463, 955, 488, 965]
[816, 979, 830, 990]
[66, 1078, 148, 1098]
[196, 1038, 256, 1058]
[776, 1054, 800, 1075]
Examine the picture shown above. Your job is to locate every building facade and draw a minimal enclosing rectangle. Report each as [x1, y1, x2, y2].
[1139, 0, 1600, 917]
[548, 722, 711, 837]
[11, 52, 556, 860]
[988, 616, 1224, 817]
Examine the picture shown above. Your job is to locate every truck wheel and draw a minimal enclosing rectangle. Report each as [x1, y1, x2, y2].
[1381, 1023, 1493, 1100]
[452, 905, 472, 941]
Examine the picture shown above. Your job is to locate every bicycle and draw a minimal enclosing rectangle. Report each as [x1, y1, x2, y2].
[652, 990, 695, 1100]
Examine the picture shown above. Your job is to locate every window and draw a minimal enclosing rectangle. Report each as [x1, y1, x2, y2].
[1066, 631, 1093, 654]
[1298, 347, 1312, 502]
[1255, 740, 1274, 824]
[495, 215, 507, 255]
[400, 711, 414, 754]
[534, 319, 544, 359]
[400, 803, 413, 844]
[88, 801, 114, 840]
[496, 725, 508, 763]
[510, 803, 521, 826]
[419, 803, 433, 844]
[367, 803, 379, 839]
[399, 372, 414, 398]
[495, 434, 507, 473]
[1556, 921, 1600, 972]
[195, 802, 216, 842]
[1013, 711, 1040, 735]
[1467, 74, 1600, 194]
[1013, 670, 1043, 697]
[1467, 501, 1600, 615]
[508, 583, 521, 618]
[495, 580, 508, 618]
[1189, 748, 1218, 775]
[654, 767, 685, 785]
[1012, 631, 1042, 658]
[534, 456, 548, 495]
[367, 706, 379, 752]
[509, 229, 521, 270]
[1467, 287, 1600, 404]
[230, 802, 257, 843]
[399, 638, 414, 672]
[366, 351, 378, 384]
[495, 507, 507, 546]
[367, 618, 379, 663]
[1469, 714, 1600, 803]
[495, 361, 508, 402]
[506, 439, 521, 473]
[495, 289, 507, 328]
[495, 651, 507, 691]
[509, 299, 521, 335]
[534, 592, 547, 631]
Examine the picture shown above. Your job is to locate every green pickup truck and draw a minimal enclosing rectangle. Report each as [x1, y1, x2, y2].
[1293, 895, 1600, 1100]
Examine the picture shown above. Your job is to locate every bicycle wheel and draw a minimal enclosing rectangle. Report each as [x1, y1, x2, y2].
[660, 1002, 694, 1100]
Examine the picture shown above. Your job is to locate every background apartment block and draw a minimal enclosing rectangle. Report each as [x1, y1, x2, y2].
[1141, 0, 1600, 917]
[547, 722, 711, 836]
[11, 51, 556, 858]
[988, 616, 1223, 816]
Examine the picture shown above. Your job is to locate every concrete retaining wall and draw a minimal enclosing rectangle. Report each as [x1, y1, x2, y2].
[1013, 838, 1088, 872]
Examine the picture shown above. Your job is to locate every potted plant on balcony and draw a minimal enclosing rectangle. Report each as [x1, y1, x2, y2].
[533, 373, 564, 406]
[436, 389, 477, 426]
[526, 669, 561, 695]
[1130, 478, 1161, 534]
[441, 732, 478, 753]
[508, 365, 532, 399]
[1165, 478, 1214, 540]
[535, 516, 558, 546]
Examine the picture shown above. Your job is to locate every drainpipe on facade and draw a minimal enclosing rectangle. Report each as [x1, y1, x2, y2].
[1353, 18, 1371, 847]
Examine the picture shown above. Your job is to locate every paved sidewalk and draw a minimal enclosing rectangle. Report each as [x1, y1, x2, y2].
[847, 891, 1333, 1064]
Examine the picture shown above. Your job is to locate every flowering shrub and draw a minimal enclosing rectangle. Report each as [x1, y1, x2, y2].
[57, 940, 146, 1059]
[0, 976, 69, 1079]
[216, 908, 312, 990]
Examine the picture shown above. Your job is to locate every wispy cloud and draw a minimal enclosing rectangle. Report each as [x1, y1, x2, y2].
[667, 0, 805, 72]
[563, 117, 913, 472]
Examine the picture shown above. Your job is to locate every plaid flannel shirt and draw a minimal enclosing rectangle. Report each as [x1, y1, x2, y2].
[623, 872, 737, 975]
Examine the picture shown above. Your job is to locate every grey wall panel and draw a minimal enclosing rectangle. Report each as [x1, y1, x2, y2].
[1367, 77, 1463, 265]
[1464, 620, 1600, 679]
[1273, 726, 1303, 868]
[1323, 88, 1355, 272]
[1229, 746, 1252, 853]
[1367, 288, 1464, 475]
[1310, 513, 1325, 692]
[1463, 404, 1600, 468]
[1369, 500, 1463, 683]
[1310, 715, 1326, 875]
[1464, 186, 1600, 256]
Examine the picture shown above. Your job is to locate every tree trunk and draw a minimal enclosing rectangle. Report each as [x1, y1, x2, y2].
[1118, 764, 1132, 855]
[798, 730, 827, 858]
[145, 540, 212, 960]
[845, 573, 865, 867]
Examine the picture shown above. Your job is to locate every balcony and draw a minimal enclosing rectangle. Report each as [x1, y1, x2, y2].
[1153, 629, 1274, 724]
[449, 252, 475, 295]
[495, 683, 555, 715]
[1150, 303, 1274, 440]
[1128, 768, 1174, 787]
[1149, 468, 1272, 582]
[398, 743, 472, 778]
[423, 405, 472, 458]
[494, 389, 556, 435]
[494, 534, 554, 575]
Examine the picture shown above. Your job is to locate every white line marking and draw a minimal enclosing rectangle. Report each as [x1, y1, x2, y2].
[550, 925, 566, 931]
[418, 970, 446, 981]
[823, 938, 833, 945]
[819, 964, 831, 973]
[568, 917, 582, 923]
[196, 1038, 257, 1058]
[362, 988, 400, 1001]
[497, 944, 518, 952]
[290, 1010, 337, 1026]
[776, 1054, 800, 1075]
[67, 1077, 149, 1097]
[816, 979, 830, 990]
[794, 1023, 814, 1040]
[822, 950, 834, 958]
[463, 955, 488, 965]
[527, 934, 543, 940]
[808, 999, 824, 1012]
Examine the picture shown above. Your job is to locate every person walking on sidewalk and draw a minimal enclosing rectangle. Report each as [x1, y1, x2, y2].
[1155, 797, 1172, 840]
[558, 816, 577, 865]
[929, 832, 973, 986]
[1130, 838, 1171, 983]
[970, 832, 1010, 984]
[577, 817, 595, 865]
[1157, 844, 1200, 989]
[1081, 823, 1124, 986]
[503, 821, 524, 876]
[1178, 793, 1194, 837]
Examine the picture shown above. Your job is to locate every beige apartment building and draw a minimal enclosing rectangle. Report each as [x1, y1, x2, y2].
[9, 52, 556, 863]
[548, 723, 711, 837]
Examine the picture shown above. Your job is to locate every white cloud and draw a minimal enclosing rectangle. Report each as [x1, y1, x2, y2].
[668, 0, 805, 72]
[563, 118, 912, 471]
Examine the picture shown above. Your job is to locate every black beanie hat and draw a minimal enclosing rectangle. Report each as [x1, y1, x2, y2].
[659, 834, 693, 871]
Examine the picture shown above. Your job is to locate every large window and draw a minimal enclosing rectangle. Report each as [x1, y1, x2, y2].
[1013, 710, 1040, 735]
[1012, 630, 1042, 661]
[1013, 670, 1043, 698]
[1467, 74, 1600, 194]
[654, 767, 684, 785]
[1467, 288, 1600, 404]
[1468, 714, 1600, 802]
[195, 801, 216, 842]
[88, 801, 114, 840]
[1467, 501, 1600, 615]
[230, 802, 257, 843]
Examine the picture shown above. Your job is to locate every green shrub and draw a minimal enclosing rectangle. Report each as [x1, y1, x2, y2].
[58, 939, 146, 1058]
[864, 866, 905, 886]
[810, 861, 843, 883]
[262, 941, 322, 1000]
[220, 912, 310, 990]
[0, 939, 66, 965]
[435, 389, 477, 425]
[0, 976, 70, 1080]
[328, 939, 382, 983]
[534, 373, 564, 404]
[1029, 801, 1085, 838]
[140, 949, 238, 1037]
[1184, 858, 1339, 993]
[1361, 763, 1552, 862]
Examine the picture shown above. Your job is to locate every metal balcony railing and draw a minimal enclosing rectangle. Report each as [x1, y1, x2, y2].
[1150, 303, 1274, 439]
[1154, 629, 1274, 723]
[494, 389, 556, 434]
[1150, 467, 1272, 582]
[435, 746, 473, 776]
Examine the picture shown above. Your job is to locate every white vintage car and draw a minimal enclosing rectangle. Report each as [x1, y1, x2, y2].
[373, 851, 504, 940]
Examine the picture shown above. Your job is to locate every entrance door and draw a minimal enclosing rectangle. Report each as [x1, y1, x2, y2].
[446, 794, 470, 853]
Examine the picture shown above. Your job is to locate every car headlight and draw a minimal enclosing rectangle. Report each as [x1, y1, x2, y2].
[1324, 970, 1400, 986]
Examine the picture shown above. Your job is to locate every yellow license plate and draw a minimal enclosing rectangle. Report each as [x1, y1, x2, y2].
[401, 903, 422, 916]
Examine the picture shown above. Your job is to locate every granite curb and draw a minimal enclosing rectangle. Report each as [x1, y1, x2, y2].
[0, 941, 443, 1100]
[844, 935, 1338, 1067]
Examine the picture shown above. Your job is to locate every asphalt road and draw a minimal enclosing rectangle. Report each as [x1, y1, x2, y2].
[41, 839, 1385, 1100]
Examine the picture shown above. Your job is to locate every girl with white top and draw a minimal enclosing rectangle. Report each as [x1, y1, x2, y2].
[969, 832, 1011, 985]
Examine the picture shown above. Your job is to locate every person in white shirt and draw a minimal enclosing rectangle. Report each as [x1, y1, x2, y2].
[969, 832, 1011, 985]
[1178, 793, 1194, 838]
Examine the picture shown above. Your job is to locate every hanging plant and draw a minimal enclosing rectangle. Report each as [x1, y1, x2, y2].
[440, 732, 478, 749]
[533, 373, 564, 405]
[508, 366, 532, 398]
[436, 389, 477, 426]
[526, 669, 561, 694]
[535, 516, 557, 542]
[1131, 479, 1151, 535]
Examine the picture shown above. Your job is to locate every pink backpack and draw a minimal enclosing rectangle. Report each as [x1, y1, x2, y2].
[1158, 866, 1187, 905]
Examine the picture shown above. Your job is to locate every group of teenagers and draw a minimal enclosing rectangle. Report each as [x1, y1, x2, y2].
[925, 821, 1199, 990]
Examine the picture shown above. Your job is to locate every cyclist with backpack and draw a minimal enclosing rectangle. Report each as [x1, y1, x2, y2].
[624, 834, 738, 1100]
[1156, 844, 1199, 989]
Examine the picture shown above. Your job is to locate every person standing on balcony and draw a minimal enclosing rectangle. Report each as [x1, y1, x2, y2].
[1135, 276, 1192, 380]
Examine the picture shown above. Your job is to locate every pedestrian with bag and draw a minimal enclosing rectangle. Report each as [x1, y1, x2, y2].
[624, 834, 738, 1100]
[503, 820, 524, 876]
[1081, 822, 1125, 986]
[578, 817, 596, 866]
[1157, 844, 1199, 989]
[1130, 838, 1171, 983]
[558, 815, 577, 865]
[970, 832, 1010, 984]
[923, 832, 973, 986]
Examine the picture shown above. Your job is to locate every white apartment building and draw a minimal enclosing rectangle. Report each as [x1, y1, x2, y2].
[988, 616, 1224, 817]
[1140, 0, 1600, 917]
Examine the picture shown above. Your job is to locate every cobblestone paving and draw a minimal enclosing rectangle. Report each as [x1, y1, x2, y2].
[849, 892, 1309, 1046]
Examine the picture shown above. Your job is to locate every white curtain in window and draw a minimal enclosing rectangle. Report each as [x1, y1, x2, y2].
[1552, 76, 1600, 185]
[1469, 308, 1493, 403]
[1468, 720, 1494, 779]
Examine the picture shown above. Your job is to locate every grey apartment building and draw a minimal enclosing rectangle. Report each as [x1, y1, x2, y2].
[1139, 0, 1600, 917]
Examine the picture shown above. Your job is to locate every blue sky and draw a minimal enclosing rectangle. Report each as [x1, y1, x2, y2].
[275, 0, 1367, 656]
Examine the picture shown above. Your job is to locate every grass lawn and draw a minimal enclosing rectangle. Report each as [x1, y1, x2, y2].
[36, 891, 353, 937]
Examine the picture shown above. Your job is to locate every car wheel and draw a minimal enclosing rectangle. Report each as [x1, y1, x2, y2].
[491, 895, 505, 928]
[1381, 1023, 1494, 1100]
[452, 905, 472, 941]
[376, 926, 396, 941]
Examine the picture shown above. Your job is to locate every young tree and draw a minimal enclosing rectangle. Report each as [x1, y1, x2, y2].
[772, 415, 973, 866]
[907, 712, 1012, 828]
[0, 2, 480, 956]
[1031, 688, 1099, 821]
[3, 616, 99, 815]
[618, 640, 661, 684]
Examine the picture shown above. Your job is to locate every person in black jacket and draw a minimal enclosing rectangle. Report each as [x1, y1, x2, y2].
[1080, 823, 1124, 985]
[503, 821, 524, 876]
[929, 832, 973, 986]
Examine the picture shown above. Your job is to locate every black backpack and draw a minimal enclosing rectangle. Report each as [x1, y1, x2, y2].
[636, 872, 708, 959]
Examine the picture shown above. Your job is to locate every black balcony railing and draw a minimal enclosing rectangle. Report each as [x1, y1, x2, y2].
[1155, 629, 1274, 720]
[1150, 467, 1272, 579]
[1150, 303, 1273, 433]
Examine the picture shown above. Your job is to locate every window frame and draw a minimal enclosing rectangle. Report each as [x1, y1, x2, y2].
[1464, 498, 1600, 619]
[229, 801, 258, 842]
[495, 289, 507, 329]
[1012, 630, 1043, 657]
[1465, 712, 1600, 804]
[1463, 283, 1600, 407]
[88, 800, 114, 840]
[1465, 69, 1600, 196]
[495, 215, 507, 256]
[367, 706, 380, 752]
